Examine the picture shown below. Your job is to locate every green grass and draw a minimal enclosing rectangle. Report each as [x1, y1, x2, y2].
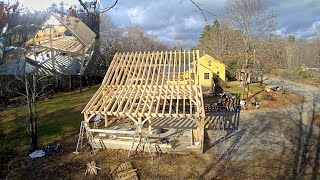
[224, 81, 265, 98]
[224, 81, 243, 94]
[0, 87, 98, 151]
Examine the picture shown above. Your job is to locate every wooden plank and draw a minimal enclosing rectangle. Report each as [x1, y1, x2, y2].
[176, 50, 181, 116]
[168, 51, 176, 116]
[109, 52, 135, 112]
[88, 129, 136, 135]
[193, 50, 200, 113]
[128, 52, 150, 115]
[155, 51, 167, 116]
[162, 51, 173, 115]
[121, 52, 144, 114]
[141, 51, 159, 116]
[148, 51, 163, 115]
[93, 54, 124, 112]
[82, 53, 118, 113]
[97, 53, 129, 112]
[115, 52, 139, 114]
[134, 52, 155, 116]
[183, 51, 186, 117]
[188, 51, 192, 116]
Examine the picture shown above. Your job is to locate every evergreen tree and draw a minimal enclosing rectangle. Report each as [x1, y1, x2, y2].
[213, 19, 220, 29]
[199, 24, 211, 41]
[288, 34, 295, 43]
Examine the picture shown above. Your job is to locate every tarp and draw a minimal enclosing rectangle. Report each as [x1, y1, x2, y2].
[29, 150, 45, 159]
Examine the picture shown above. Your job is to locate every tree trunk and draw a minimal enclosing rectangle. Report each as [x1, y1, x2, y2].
[260, 72, 263, 86]
[79, 75, 82, 93]
[69, 75, 72, 90]
[87, 75, 91, 88]
[25, 75, 38, 151]
[31, 75, 38, 151]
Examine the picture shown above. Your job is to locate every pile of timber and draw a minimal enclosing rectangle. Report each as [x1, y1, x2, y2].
[110, 162, 138, 180]
[85, 161, 101, 175]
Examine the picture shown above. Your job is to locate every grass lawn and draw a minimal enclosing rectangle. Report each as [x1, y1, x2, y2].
[0, 87, 98, 152]
[224, 81, 265, 96]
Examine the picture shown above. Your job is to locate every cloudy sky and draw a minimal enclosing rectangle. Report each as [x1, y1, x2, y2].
[16, 0, 320, 48]
[104, 0, 320, 48]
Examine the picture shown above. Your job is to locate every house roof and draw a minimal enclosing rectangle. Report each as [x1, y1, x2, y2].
[301, 63, 320, 68]
[200, 54, 225, 67]
[82, 50, 205, 119]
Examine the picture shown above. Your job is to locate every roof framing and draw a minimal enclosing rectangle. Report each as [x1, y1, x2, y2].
[82, 50, 205, 120]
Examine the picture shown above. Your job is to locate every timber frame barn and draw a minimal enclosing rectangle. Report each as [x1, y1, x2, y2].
[25, 13, 96, 75]
[82, 50, 207, 153]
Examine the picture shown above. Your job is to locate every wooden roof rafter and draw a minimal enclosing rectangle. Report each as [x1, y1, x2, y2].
[38, 36, 83, 55]
[25, 13, 96, 53]
[82, 50, 205, 120]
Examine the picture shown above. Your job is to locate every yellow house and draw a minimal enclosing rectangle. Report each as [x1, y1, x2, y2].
[169, 54, 226, 87]
[196, 54, 226, 85]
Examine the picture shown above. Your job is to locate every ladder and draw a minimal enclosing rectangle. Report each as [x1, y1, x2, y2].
[86, 122, 97, 155]
[128, 126, 153, 160]
[74, 121, 85, 154]
[74, 121, 96, 155]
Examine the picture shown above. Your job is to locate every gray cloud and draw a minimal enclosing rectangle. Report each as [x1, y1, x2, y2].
[271, 0, 320, 38]
[103, 0, 320, 48]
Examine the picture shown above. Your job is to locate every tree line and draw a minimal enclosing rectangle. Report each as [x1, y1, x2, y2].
[197, 0, 320, 80]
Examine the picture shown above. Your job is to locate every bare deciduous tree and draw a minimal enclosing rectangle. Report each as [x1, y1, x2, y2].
[224, 0, 277, 65]
[7, 75, 52, 151]
[198, 20, 243, 64]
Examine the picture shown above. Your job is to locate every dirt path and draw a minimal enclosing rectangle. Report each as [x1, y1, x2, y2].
[200, 77, 320, 179]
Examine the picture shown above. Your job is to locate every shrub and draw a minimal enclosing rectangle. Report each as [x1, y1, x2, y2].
[297, 70, 314, 79]
[262, 92, 276, 101]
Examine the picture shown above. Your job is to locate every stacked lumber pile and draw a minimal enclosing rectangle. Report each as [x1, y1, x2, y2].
[110, 162, 139, 180]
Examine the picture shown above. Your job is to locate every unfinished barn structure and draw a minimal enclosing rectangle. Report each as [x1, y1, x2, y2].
[80, 50, 208, 154]
[24, 13, 96, 74]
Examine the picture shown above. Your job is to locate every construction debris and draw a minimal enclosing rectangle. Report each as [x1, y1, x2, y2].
[110, 162, 138, 180]
[29, 150, 45, 159]
[29, 142, 60, 159]
[85, 161, 101, 176]
[43, 143, 60, 156]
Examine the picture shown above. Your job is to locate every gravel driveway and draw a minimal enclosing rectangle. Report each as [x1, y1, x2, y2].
[201, 77, 320, 179]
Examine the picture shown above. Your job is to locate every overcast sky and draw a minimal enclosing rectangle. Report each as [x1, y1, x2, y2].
[16, 0, 320, 48]
[104, 0, 320, 48]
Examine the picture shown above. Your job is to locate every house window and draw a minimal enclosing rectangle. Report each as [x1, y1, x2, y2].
[191, 73, 195, 79]
[204, 73, 210, 79]
[208, 60, 211, 66]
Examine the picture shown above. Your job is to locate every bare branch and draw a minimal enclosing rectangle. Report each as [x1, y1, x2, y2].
[189, 0, 215, 23]
[100, 0, 119, 13]
[36, 75, 52, 82]
[36, 84, 53, 97]
[5, 77, 27, 98]
[78, 0, 90, 15]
